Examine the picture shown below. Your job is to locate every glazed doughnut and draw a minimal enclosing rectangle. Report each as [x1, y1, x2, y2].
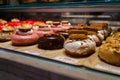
[51, 21, 64, 32]
[68, 30, 87, 35]
[98, 43, 120, 66]
[34, 23, 54, 37]
[56, 30, 69, 39]
[61, 20, 72, 30]
[0, 19, 7, 24]
[76, 24, 88, 30]
[90, 23, 111, 38]
[69, 34, 87, 40]
[11, 18, 20, 22]
[11, 24, 39, 46]
[98, 32, 120, 66]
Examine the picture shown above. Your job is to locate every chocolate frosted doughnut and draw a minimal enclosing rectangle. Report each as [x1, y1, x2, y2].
[38, 34, 65, 50]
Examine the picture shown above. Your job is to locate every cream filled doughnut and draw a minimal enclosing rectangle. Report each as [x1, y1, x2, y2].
[34, 23, 54, 37]
[64, 39, 96, 57]
[11, 24, 39, 46]
[51, 21, 64, 32]
[0, 19, 7, 24]
[61, 20, 72, 30]
[0, 26, 15, 41]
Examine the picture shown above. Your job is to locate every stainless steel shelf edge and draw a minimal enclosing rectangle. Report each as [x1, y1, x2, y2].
[0, 48, 119, 80]
[0, 5, 120, 12]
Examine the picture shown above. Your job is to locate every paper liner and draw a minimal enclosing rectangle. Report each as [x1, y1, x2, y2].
[0, 41, 119, 75]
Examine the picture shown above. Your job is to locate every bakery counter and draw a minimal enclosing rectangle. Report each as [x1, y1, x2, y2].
[0, 47, 119, 80]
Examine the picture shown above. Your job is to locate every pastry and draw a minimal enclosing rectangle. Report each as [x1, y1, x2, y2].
[64, 22, 111, 57]
[64, 34, 96, 57]
[34, 23, 54, 37]
[98, 32, 120, 66]
[38, 33, 65, 50]
[98, 43, 120, 66]
[11, 24, 39, 46]
[61, 20, 72, 30]
[11, 18, 20, 22]
[0, 19, 7, 24]
[51, 21, 64, 32]
[0, 26, 15, 41]
[64, 39, 96, 57]
[87, 31, 102, 46]
[56, 30, 69, 39]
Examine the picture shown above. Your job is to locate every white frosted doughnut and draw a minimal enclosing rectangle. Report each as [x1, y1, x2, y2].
[64, 39, 96, 57]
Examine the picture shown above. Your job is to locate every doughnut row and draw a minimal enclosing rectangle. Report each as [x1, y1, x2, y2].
[0, 19, 71, 49]
[64, 23, 112, 57]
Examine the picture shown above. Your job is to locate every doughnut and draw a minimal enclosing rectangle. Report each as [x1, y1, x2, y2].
[11, 18, 20, 22]
[0, 19, 7, 24]
[11, 24, 39, 46]
[98, 43, 120, 66]
[87, 31, 101, 46]
[56, 30, 69, 39]
[64, 39, 96, 57]
[34, 23, 54, 37]
[38, 33, 65, 50]
[64, 23, 111, 57]
[0, 26, 15, 41]
[51, 21, 64, 32]
[61, 20, 72, 30]
[98, 32, 120, 66]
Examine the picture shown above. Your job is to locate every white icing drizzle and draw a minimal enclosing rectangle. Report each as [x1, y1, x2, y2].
[104, 29, 109, 37]
[97, 31, 105, 41]
[84, 39, 96, 50]
[88, 35, 100, 44]
[64, 41, 82, 53]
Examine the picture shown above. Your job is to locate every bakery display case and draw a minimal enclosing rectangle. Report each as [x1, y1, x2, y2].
[0, 1, 120, 80]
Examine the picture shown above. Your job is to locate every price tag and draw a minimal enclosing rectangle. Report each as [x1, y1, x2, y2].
[54, 56, 79, 64]
[24, 50, 43, 56]
[2, 45, 18, 50]
[96, 64, 120, 74]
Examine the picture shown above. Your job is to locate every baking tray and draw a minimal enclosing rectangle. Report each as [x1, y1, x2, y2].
[0, 41, 120, 76]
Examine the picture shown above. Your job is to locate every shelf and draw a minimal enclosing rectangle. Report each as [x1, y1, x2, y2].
[0, 1, 120, 12]
[0, 47, 119, 80]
